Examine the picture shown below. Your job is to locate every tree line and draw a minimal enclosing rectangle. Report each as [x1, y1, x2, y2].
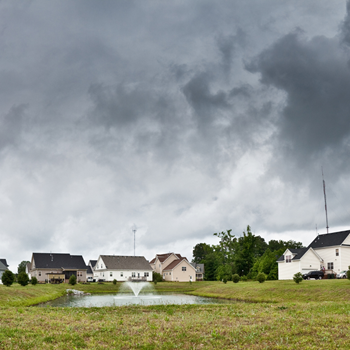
[192, 225, 303, 281]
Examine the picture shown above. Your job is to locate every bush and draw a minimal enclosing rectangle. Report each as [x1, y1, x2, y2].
[17, 272, 29, 286]
[293, 272, 303, 284]
[69, 275, 77, 285]
[256, 272, 266, 283]
[113, 279, 117, 285]
[1, 270, 15, 287]
[241, 275, 248, 282]
[153, 272, 163, 283]
[232, 274, 240, 283]
[223, 276, 228, 284]
[31, 276, 38, 285]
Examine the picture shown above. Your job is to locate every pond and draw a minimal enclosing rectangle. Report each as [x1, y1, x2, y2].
[37, 293, 231, 307]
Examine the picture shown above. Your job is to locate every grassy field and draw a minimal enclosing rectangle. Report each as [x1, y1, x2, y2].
[1, 279, 350, 349]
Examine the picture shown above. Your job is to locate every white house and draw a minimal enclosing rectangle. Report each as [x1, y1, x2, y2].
[94, 255, 153, 282]
[278, 229, 350, 280]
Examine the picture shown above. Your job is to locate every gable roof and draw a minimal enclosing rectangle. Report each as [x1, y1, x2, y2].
[32, 253, 87, 270]
[89, 260, 97, 268]
[0, 259, 8, 267]
[149, 258, 156, 264]
[0, 260, 7, 271]
[163, 257, 193, 271]
[156, 253, 182, 263]
[308, 229, 350, 249]
[100, 255, 152, 270]
[277, 248, 309, 262]
[86, 265, 93, 274]
[191, 262, 205, 273]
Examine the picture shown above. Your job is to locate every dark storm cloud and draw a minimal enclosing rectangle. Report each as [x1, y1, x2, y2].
[246, 31, 350, 170]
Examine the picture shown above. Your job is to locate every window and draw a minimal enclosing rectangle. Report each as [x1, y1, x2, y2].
[169, 272, 171, 275]
[120, 272, 123, 277]
[38, 271, 41, 277]
[144, 272, 149, 277]
[78, 271, 83, 277]
[285, 255, 291, 263]
[336, 249, 339, 256]
[328, 262, 334, 270]
[110, 272, 113, 277]
[182, 267, 186, 271]
[132, 272, 136, 277]
[100, 264, 103, 268]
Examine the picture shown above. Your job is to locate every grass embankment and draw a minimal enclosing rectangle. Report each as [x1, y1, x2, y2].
[1, 280, 350, 349]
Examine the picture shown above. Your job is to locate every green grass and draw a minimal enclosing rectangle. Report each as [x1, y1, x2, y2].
[1, 280, 350, 349]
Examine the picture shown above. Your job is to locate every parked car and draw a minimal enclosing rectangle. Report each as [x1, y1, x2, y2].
[87, 277, 93, 282]
[302, 271, 324, 280]
[336, 270, 348, 279]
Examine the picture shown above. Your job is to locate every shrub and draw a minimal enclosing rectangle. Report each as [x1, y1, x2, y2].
[256, 272, 266, 283]
[17, 272, 29, 286]
[113, 279, 117, 285]
[241, 275, 248, 282]
[31, 276, 38, 285]
[1, 270, 15, 287]
[232, 274, 240, 283]
[69, 275, 77, 285]
[347, 266, 350, 280]
[293, 272, 303, 284]
[223, 276, 228, 284]
[153, 272, 163, 283]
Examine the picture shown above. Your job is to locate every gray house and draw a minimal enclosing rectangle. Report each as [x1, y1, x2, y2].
[191, 262, 205, 281]
[29, 253, 87, 283]
[0, 259, 9, 282]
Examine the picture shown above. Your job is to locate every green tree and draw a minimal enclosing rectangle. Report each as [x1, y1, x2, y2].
[192, 243, 213, 263]
[153, 272, 163, 283]
[17, 261, 30, 274]
[69, 274, 77, 285]
[293, 272, 303, 284]
[1, 270, 15, 286]
[31, 276, 38, 285]
[17, 272, 29, 286]
[257, 272, 266, 283]
[232, 274, 240, 283]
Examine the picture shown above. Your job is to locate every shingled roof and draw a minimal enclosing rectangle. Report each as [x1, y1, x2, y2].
[0, 259, 8, 267]
[100, 255, 152, 270]
[163, 257, 192, 271]
[89, 260, 97, 268]
[156, 253, 182, 262]
[308, 230, 350, 249]
[32, 253, 87, 270]
[277, 248, 309, 262]
[0, 260, 7, 271]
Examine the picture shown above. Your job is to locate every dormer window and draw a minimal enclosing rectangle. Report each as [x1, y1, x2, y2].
[336, 249, 339, 256]
[285, 255, 291, 263]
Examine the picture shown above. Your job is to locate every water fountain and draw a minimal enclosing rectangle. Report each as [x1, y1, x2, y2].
[113, 281, 161, 304]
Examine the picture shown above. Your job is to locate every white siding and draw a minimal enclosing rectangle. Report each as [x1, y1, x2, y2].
[300, 250, 322, 272]
[313, 247, 340, 272]
[342, 234, 350, 245]
[278, 260, 300, 280]
[340, 246, 350, 271]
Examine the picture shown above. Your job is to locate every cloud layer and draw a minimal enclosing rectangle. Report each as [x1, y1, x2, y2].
[0, 0, 349, 270]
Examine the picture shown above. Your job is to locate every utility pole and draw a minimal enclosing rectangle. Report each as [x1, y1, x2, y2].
[322, 168, 329, 233]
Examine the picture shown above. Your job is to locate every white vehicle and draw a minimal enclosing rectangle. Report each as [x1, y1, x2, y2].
[336, 271, 348, 279]
[87, 277, 94, 282]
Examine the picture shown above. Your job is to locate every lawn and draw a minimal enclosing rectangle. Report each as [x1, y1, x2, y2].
[1, 279, 350, 349]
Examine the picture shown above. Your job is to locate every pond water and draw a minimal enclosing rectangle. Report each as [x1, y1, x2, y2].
[37, 293, 231, 307]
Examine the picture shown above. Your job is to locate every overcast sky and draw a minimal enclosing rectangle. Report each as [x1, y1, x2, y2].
[1, 1, 350, 271]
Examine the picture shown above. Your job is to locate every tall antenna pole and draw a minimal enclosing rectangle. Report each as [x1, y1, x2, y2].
[132, 225, 137, 256]
[322, 168, 329, 233]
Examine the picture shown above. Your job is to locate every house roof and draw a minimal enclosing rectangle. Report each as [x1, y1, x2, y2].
[32, 253, 87, 270]
[0, 260, 7, 271]
[149, 258, 156, 264]
[86, 265, 93, 274]
[277, 248, 309, 262]
[156, 253, 182, 263]
[89, 260, 97, 268]
[190, 262, 205, 273]
[308, 229, 350, 249]
[0, 259, 8, 267]
[163, 257, 192, 271]
[100, 255, 153, 270]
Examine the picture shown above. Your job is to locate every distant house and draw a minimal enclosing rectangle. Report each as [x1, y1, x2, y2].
[277, 229, 350, 280]
[191, 263, 205, 281]
[150, 253, 196, 282]
[0, 259, 9, 282]
[29, 253, 87, 283]
[88, 260, 98, 281]
[94, 255, 153, 282]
